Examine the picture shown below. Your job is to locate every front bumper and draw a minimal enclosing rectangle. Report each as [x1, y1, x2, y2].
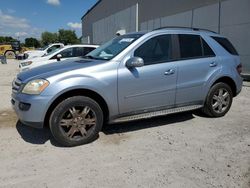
[11, 92, 52, 129]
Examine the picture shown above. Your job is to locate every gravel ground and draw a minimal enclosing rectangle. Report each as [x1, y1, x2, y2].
[0, 60, 249, 188]
[0, 59, 19, 111]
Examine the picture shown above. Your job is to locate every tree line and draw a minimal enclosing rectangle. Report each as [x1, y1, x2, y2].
[0, 29, 80, 48]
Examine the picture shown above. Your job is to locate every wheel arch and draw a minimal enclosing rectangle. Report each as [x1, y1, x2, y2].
[4, 50, 15, 55]
[211, 76, 237, 97]
[44, 89, 109, 127]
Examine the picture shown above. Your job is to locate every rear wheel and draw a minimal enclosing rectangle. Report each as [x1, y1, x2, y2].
[4, 50, 16, 59]
[202, 82, 233, 117]
[49, 96, 103, 147]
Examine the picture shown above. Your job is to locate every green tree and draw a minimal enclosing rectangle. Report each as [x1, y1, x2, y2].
[41, 32, 58, 45]
[0, 36, 15, 43]
[58, 29, 79, 45]
[24, 37, 40, 48]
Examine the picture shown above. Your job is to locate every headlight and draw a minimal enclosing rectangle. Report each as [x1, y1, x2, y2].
[21, 61, 32, 67]
[22, 79, 49, 95]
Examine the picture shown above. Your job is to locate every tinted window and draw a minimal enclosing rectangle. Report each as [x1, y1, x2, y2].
[74, 47, 85, 56]
[60, 48, 74, 58]
[73, 47, 95, 56]
[134, 35, 172, 65]
[83, 47, 96, 55]
[179, 34, 202, 59]
[212, 37, 238, 55]
[47, 45, 61, 53]
[88, 34, 143, 60]
[202, 38, 215, 57]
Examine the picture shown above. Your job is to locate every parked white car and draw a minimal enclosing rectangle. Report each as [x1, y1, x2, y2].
[23, 43, 64, 59]
[19, 44, 98, 71]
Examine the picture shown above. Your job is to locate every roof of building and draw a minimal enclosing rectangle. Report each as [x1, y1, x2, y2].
[81, 0, 102, 20]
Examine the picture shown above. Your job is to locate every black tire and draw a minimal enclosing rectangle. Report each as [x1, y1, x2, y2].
[49, 96, 103, 147]
[202, 82, 233, 117]
[4, 50, 16, 59]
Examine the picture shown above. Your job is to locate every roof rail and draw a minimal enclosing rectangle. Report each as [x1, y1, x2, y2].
[153, 26, 217, 34]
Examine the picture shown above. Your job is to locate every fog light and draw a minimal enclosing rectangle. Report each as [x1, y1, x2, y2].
[19, 102, 31, 111]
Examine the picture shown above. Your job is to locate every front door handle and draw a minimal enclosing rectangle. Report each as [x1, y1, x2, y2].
[210, 62, 218, 67]
[164, 69, 175, 75]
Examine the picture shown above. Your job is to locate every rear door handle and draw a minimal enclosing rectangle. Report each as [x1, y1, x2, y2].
[210, 62, 217, 67]
[164, 69, 175, 75]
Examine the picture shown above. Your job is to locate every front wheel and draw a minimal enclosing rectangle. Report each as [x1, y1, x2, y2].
[202, 82, 233, 117]
[4, 50, 16, 59]
[49, 96, 103, 147]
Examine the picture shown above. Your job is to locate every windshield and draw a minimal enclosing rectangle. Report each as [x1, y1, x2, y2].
[42, 48, 61, 57]
[86, 34, 144, 60]
[41, 45, 49, 51]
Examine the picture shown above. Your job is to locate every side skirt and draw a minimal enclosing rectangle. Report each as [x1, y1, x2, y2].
[110, 105, 203, 124]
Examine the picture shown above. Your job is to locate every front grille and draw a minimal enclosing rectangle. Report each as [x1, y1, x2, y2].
[12, 78, 22, 93]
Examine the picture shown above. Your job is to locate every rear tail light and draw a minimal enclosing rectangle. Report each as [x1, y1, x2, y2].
[237, 63, 242, 74]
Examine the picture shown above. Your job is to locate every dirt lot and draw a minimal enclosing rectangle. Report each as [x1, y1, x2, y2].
[0, 60, 249, 188]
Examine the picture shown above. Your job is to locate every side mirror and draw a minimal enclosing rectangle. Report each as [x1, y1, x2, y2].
[126, 57, 144, 68]
[56, 54, 62, 61]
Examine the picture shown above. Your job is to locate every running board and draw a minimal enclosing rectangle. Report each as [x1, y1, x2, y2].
[111, 105, 203, 123]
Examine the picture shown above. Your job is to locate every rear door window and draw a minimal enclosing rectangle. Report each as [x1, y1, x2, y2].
[178, 34, 202, 59]
[178, 34, 216, 59]
[202, 38, 215, 57]
[212, 37, 238, 55]
[74, 47, 85, 57]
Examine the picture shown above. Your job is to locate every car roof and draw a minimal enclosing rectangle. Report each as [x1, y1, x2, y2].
[123, 28, 223, 39]
[151, 27, 223, 37]
[63, 44, 99, 48]
[48, 43, 64, 46]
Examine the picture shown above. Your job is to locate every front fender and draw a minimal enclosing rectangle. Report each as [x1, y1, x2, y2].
[42, 75, 118, 119]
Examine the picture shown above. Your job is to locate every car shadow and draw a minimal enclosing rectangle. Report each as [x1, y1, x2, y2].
[16, 121, 59, 146]
[15, 121, 99, 147]
[16, 111, 197, 146]
[102, 111, 195, 135]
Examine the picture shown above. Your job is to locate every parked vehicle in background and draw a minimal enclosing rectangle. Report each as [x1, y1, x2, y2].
[23, 43, 64, 59]
[0, 55, 7, 64]
[12, 27, 243, 146]
[19, 44, 98, 71]
[0, 41, 33, 59]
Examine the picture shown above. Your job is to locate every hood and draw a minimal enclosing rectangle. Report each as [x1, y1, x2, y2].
[17, 58, 104, 82]
[26, 50, 45, 59]
[21, 56, 47, 63]
[25, 50, 43, 54]
[30, 56, 49, 62]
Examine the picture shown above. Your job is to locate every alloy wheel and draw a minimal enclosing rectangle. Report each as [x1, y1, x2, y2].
[212, 88, 230, 114]
[59, 106, 97, 141]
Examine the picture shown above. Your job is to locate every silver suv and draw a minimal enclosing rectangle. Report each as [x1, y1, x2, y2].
[12, 28, 243, 146]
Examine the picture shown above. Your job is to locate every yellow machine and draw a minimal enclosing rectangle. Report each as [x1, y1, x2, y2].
[0, 41, 34, 59]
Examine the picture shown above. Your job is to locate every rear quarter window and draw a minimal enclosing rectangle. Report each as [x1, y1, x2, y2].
[212, 37, 238, 55]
